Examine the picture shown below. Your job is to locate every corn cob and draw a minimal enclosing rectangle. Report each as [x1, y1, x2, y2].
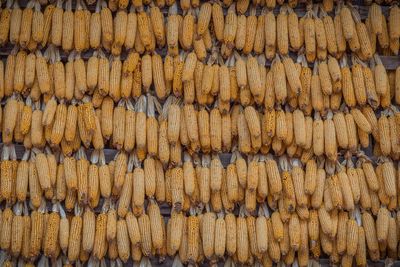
[324, 111, 337, 161]
[237, 212, 249, 264]
[186, 211, 199, 263]
[0, 1, 12, 45]
[315, 14, 327, 60]
[373, 54, 388, 96]
[13, 50, 26, 93]
[19, 1, 33, 48]
[166, 4, 179, 53]
[75, 148, 88, 205]
[10, 203, 24, 257]
[224, 4, 237, 49]
[267, 215, 281, 262]
[387, 216, 397, 257]
[100, 1, 113, 49]
[66, 205, 82, 262]
[116, 165, 132, 217]
[283, 56, 302, 96]
[337, 163, 355, 211]
[15, 150, 30, 202]
[93, 209, 107, 260]
[265, 10, 276, 60]
[34, 51, 52, 96]
[61, 0, 74, 51]
[304, 10, 316, 62]
[19, 204, 31, 260]
[35, 151, 51, 191]
[36, 4, 52, 45]
[369, 3, 383, 36]
[318, 60, 333, 96]
[147, 53, 166, 99]
[115, 219, 130, 262]
[362, 211, 379, 254]
[0, 207, 13, 251]
[277, 6, 289, 55]
[109, 56, 122, 102]
[266, 154, 283, 199]
[3, 97, 19, 144]
[3, 48, 17, 97]
[332, 111, 348, 149]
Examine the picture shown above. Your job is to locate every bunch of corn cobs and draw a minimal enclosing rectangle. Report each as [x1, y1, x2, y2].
[0, 0, 400, 265]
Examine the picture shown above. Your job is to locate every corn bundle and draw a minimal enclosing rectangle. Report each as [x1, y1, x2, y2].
[0, 147, 399, 265]
[0, 0, 399, 265]
[0, 1, 398, 55]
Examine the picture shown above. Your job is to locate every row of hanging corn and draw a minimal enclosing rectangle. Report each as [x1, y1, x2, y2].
[2, 93, 400, 160]
[0, 0, 399, 56]
[0, 145, 400, 266]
